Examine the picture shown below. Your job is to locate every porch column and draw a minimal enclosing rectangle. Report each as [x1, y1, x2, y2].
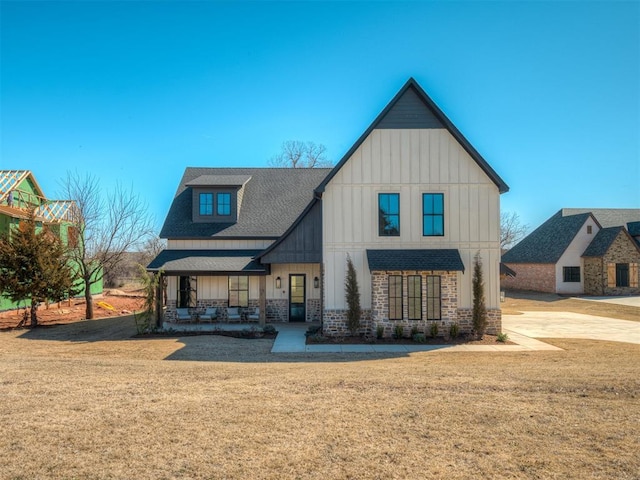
[155, 272, 164, 329]
[259, 275, 266, 326]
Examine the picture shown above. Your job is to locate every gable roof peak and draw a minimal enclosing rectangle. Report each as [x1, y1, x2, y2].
[315, 77, 509, 194]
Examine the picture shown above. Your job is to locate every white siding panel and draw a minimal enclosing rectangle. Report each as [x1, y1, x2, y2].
[323, 129, 501, 310]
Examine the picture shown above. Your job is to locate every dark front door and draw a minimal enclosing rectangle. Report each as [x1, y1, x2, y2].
[289, 274, 306, 322]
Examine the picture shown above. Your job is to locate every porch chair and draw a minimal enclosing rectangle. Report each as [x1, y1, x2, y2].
[199, 307, 218, 323]
[175, 308, 192, 323]
[247, 307, 260, 322]
[227, 307, 242, 322]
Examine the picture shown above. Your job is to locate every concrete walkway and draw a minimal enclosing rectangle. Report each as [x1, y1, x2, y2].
[270, 323, 561, 353]
[503, 311, 640, 344]
[572, 295, 640, 308]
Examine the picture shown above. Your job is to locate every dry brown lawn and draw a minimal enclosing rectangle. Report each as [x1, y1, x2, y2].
[503, 290, 640, 322]
[1, 315, 639, 479]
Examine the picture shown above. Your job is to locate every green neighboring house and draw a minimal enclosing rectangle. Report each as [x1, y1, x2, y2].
[0, 170, 103, 311]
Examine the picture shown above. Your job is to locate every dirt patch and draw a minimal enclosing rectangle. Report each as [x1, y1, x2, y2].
[0, 292, 144, 330]
[503, 290, 640, 322]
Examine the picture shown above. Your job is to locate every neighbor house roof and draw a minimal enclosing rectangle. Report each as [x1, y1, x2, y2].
[147, 249, 267, 275]
[502, 210, 595, 264]
[582, 226, 640, 257]
[316, 77, 509, 195]
[581, 227, 624, 257]
[160, 168, 331, 239]
[561, 208, 640, 229]
[366, 249, 465, 272]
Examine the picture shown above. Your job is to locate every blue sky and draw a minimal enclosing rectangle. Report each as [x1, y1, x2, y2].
[1, 1, 638, 233]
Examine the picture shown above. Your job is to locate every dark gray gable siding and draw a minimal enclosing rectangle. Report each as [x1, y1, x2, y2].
[260, 200, 322, 264]
[502, 211, 592, 264]
[377, 85, 444, 129]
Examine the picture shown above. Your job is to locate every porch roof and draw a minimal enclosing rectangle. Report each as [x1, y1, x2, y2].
[366, 249, 465, 273]
[147, 249, 268, 275]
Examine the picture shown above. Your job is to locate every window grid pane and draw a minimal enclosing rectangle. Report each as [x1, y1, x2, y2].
[563, 267, 580, 283]
[616, 263, 629, 287]
[379, 193, 400, 236]
[408, 275, 422, 320]
[426, 275, 441, 320]
[388, 275, 403, 320]
[228, 275, 249, 307]
[423, 193, 444, 236]
[199, 193, 213, 216]
[217, 192, 231, 216]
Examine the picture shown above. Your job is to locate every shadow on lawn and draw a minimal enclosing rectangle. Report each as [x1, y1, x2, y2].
[16, 315, 411, 363]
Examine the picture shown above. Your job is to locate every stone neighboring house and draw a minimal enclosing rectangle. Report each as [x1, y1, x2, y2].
[502, 208, 640, 295]
[149, 78, 509, 336]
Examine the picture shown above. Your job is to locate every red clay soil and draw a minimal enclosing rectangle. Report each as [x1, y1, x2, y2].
[0, 291, 144, 330]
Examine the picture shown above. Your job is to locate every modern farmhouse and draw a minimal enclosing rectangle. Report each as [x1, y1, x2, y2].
[148, 78, 509, 336]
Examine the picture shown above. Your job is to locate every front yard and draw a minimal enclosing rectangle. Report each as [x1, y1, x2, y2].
[0, 314, 638, 479]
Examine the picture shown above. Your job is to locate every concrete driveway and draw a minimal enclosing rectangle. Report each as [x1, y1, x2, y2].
[503, 312, 640, 345]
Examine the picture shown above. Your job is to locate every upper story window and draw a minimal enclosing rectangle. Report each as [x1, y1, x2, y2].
[217, 193, 231, 216]
[423, 193, 444, 236]
[379, 193, 400, 236]
[199, 193, 213, 216]
[587, 225, 593, 234]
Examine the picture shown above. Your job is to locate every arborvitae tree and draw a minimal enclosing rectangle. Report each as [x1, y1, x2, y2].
[0, 210, 79, 327]
[345, 254, 361, 335]
[472, 251, 488, 339]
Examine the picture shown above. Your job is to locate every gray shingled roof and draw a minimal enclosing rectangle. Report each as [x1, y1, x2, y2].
[147, 249, 267, 274]
[628, 221, 640, 237]
[366, 249, 465, 272]
[502, 210, 592, 264]
[561, 208, 640, 228]
[581, 227, 624, 257]
[160, 168, 331, 239]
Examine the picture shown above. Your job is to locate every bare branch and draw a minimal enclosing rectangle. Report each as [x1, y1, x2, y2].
[501, 211, 529, 251]
[268, 140, 331, 168]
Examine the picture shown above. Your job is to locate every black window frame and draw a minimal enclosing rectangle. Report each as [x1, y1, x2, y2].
[616, 263, 629, 287]
[378, 193, 400, 237]
[423, 193, 444, 237]
[388, 275, 403, 320]
[563, 266, 581, 283]
[178, 275, 197, 308]
[199, 193, 213, 216]
[228, 275, 249, 307]
[217, 192, 231, 216]
[426, 275, 441, 320]
[407, 275, 422, 320]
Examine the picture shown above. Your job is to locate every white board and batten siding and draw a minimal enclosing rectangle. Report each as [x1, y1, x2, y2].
[322, 129, 502, 310]
[555, 216, 600, 294]
[166, 264, 321, 303]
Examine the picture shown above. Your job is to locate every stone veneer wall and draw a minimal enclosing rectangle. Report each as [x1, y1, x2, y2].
[456, 308, 502, 335]
[583, 257, 603, 296]
[501, 263, 556, 293]
[323, 309, 373, 336]
[601, 231, 640, 295]
[321, 270, 503, 338]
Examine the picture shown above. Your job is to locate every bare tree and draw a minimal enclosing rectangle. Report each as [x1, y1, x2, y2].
[268, 140, 332, 168]
[501, 211, 528, 251]
[61, 171, 155, 319]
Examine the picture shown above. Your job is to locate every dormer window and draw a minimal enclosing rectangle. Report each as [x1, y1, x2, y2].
[188, 174, 251, 224]
[199, 193, 213, 216]
[217, 193, 231, 216]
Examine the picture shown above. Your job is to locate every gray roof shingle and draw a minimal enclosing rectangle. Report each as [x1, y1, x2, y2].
[160, 168, 331, 239]
[502, 211, 592, 264]
[581, 227, 624, 257]
[147, 249, 267, 274]
[561, 208, 640, 228]
[366, 249, 465, 272]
